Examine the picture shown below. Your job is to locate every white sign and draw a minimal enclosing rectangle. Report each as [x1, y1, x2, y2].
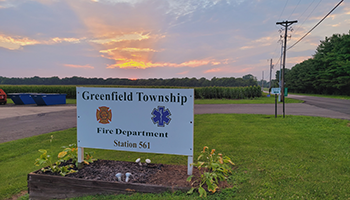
[271, 88, 281, 94]
[76, 87, 194, 156]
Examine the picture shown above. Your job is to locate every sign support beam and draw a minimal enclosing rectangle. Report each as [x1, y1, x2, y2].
[187, 156, 193, 175]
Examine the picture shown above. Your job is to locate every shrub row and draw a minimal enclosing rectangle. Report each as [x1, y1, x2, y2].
[1, 85, 77, 98]
[194, 86, 262, 99]
[1, 85, 262, 99]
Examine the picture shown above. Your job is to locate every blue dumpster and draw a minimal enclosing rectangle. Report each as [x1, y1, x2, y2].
[7, 93, 36, 105]
[31, 94, 66, 106]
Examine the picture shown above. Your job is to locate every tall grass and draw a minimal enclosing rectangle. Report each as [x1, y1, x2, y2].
[194, 86, 262, 99]
[1, 85, 262, 99]
[0, 85, 76, 98]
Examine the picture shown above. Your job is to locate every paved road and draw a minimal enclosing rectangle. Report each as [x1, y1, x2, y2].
[288, 94, 350, 116]
[196, 94, 350, 120]
[194, 103, 350, 120]
[0, 104, 77, 143]
[1, 95, 349, 143]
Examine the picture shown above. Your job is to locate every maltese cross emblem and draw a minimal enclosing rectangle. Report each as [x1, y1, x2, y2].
[96, 106, 112, 124]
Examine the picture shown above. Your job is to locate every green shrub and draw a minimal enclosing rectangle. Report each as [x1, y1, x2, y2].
[0, 85, 262, 100]
[194, 86, 261, 99]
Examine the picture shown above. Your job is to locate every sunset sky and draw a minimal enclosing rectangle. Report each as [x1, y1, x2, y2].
[0, 0, 349, 80]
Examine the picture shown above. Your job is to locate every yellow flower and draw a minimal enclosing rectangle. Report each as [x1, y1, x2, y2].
[210, 149, 215, 155]
[202, 146, 208, 153]
[218, 153, 223, 164]
[227, 159, 235, 165]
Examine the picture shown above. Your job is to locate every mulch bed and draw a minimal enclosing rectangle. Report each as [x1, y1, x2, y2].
[36, 159, 201, 188]
[30, 159, 231, 199]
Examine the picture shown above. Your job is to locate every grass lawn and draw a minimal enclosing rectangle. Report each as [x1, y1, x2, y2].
[1, 114, 349, 199]
[194, 95, 302, 104]
[5, 98, 13, 104]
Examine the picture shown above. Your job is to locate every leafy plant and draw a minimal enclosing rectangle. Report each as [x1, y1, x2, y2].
[58, 143, 96, 167]
[187, 146, 235, 197]
[34, 136, 94, 176]
[34, 149, 76, 176]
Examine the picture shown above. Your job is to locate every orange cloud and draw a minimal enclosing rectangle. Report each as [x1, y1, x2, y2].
[287, 56, 312, 64]
[177, 71, 189, 75]
[106, 59, 222, 69]
[64, 64, 94, 69]
[100, 47, 158, 53]
[240, 46, 254, 50]
[0, 34, 84, 50]
[64, 1, 169, 71]
[240, 36, 273, 50]
[90, 33, 151, 45]
[204, 68, 223, 73]
[51, 37, 83, 43]
[0, 35, 40, 50]
[234, 67, 254, 73]
[175, 60, 211, 67]
[204, 66, 253, 74]
[108, 60, 158, 69]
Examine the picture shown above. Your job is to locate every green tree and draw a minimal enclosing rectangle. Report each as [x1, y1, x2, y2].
[285, 31, 350, 95]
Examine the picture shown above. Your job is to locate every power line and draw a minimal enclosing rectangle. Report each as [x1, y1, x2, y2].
[288, 0, 301, 19]
[287, 0, 344, 51]
[278, 0, 289, 21]
[296, 0, 317, 20]
[274, 57, 281, 69]
[293, 0, 322, 36]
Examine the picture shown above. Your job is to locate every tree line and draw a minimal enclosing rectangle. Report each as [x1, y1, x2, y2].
[0, 74, 258, 87]
[279, 31, 350, 95]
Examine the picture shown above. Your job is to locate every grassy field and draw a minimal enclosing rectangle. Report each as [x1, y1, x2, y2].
[1, 114, 349, 200]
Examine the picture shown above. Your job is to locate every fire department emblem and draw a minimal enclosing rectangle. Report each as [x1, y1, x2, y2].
[151, 106, 171, 127]
[96, 106, 112, 124]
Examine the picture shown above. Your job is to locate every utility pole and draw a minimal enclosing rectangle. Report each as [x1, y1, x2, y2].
[278, 40, 283, 102]
[268, 59, 273, 95]
[276, 20, 297, 118]
[261, 71, 264, 91]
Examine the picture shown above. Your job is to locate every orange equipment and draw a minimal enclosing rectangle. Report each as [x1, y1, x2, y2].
[0, 89, 7, 105]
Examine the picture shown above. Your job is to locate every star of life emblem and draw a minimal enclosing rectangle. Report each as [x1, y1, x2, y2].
[151, 106, 171, 127]
[96, 106, 112, 124]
